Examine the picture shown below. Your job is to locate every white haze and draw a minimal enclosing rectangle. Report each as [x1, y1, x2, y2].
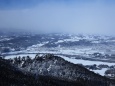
[0, 1, 115, 35]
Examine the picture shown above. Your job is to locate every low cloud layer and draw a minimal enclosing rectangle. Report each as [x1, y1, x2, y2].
[0, 0, 115, 35]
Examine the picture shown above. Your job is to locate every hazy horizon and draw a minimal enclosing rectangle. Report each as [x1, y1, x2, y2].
[0, 0, 115, 35]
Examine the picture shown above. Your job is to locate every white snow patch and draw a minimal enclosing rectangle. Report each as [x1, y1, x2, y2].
[91, 68, 108, 76]
[59, 55, 115, 66]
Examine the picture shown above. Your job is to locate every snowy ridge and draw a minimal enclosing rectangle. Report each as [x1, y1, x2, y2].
[8, 54, 114, 86]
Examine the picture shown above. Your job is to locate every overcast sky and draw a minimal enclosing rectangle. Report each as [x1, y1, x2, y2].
[0, 0, 115, 35]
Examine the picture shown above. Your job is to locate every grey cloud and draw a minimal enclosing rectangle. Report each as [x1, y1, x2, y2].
[0, 1, 115, 35]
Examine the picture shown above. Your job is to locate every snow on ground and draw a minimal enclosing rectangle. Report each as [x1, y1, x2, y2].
[5, 53, 115, 66]
[26, 44, 108, 58]
[59, 55, 115, 76]
[4, 53, 114, 67]
[91, 68, 108, 76]
[0, 38, 13, 41]
[5, 54, 36, 59]
[4, 53, 115, 76]
[59, 55, 115, 66]
[55, 38, 80, 44]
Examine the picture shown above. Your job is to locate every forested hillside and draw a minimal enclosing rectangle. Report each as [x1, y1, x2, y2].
[7, 54, 115, 86]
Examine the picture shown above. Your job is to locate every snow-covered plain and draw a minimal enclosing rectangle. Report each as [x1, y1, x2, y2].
[59, 55, 115, 66]
[58, 55, 115, 76]
[91, 68, 108, 76]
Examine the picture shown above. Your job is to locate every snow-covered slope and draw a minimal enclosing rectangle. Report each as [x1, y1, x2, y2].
[9, 54, 114, 86]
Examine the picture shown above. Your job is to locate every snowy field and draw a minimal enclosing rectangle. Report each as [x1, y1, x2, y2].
[59, 55, 115, 76]
[91, 68, 108, 76]
[59, 55, 115, 66]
